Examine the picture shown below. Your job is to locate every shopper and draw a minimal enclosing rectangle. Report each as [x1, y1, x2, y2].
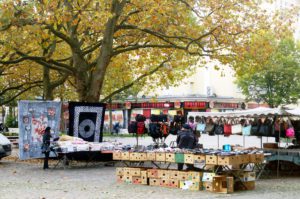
[176, 124, 197, 170]
[42, 126, 52, 169]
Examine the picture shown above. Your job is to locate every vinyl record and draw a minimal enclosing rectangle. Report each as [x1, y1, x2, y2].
[78, 119, 95, 139]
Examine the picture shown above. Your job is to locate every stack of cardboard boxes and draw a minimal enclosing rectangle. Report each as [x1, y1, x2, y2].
[116, 167, 256, 193]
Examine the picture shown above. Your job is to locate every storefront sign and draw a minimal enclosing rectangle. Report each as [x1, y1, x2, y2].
[183, 101, 207, 109]
[131, 102, 174, 109]
[106, 103, 123, 110]
[213, 102, 239, 109]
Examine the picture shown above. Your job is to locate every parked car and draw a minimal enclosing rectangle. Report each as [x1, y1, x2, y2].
[0, 133, 12, 160]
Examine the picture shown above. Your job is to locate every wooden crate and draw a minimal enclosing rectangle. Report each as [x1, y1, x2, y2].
[141, 171, 148, 185]
[160, 179, 170, 187]
[239, 171, 256, 182]
[202, 172, 216, 182]
[235, 181, 255, 191]
[240, 154, 250, 164]
[147, 152, 156, 161]
[249, 153, 264, 163]
[194, 154, 206, 164]
[112, 151, 122, 160]
[156, 153, 166, 162]
[116, 175, 124, 183]
[165, 153, 175, 162]
[123, 175, 133, 184]
[184, 154, 194, 164]
[205, 155, 218, 165]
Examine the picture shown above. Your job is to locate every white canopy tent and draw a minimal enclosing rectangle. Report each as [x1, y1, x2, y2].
[188, 107, 282, 118]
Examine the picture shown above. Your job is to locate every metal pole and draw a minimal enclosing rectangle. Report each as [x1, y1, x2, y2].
[243, 135, 245, 148]
[217, 135, 220, 149]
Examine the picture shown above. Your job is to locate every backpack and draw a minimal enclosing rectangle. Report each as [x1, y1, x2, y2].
[128, 121, 137, 134]
[149, 123, 162, 139]
[137, 122, 146, 135]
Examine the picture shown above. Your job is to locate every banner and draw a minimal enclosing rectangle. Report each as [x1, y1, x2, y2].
[18, 101, 61, 160]
[68, 102, 106, 142]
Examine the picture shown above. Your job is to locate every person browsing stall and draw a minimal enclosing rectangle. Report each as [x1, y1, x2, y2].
[42, 126, 52, 169]
[176, 124, 197, 170]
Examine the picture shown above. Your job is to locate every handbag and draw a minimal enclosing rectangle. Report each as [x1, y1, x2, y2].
[232, 122, 242, 135]
[286, 127, 295, 138]
[214, 124, 224, 135]
[223, 120, 232, 136]
[205, 124, 215, 134]
[196, 123, 206, 132]
[242, 125, 251, 136]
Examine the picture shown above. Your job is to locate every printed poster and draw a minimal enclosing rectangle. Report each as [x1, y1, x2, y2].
[18, 101, 61, 160]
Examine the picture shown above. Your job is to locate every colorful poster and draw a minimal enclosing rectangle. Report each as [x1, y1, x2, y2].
[68, 102, 106, 142]
[18, 101, 61, 160]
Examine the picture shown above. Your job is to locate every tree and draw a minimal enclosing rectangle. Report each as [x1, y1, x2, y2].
[236, 37, 300, 108]
[0, 0, 297, 103]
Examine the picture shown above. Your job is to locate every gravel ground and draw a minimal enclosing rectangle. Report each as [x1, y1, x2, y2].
[0, 135, 299, 199]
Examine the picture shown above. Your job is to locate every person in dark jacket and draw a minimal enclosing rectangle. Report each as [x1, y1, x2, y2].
[42, 126, 52, 169]
[176, 124, 197, 170]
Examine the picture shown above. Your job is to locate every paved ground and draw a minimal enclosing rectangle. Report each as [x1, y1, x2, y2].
[1, 158, 300, 199]
[0, 135, 298, 199]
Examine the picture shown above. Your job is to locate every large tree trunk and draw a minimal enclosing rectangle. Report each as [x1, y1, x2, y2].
[43, 66, 54, 100]
[86, 0, 126, 102]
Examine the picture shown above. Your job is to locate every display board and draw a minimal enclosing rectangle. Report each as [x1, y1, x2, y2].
[68, 102, 106, 142]
[18, 101, 62, 160]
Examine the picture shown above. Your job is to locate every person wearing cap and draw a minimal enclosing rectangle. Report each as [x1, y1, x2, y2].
[176, 124, 197, 170]
[41, 126, 52, 169]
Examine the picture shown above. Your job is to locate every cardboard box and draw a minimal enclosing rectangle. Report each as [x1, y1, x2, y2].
[235, 181, 255, 191]
[175, 153, 185, 163]
[187, 171, 202, 182]
[203, 182, 213, 192]
[141, 171, 148, 185]
[206, 155, 218, 165]
[156, 153, 166, 162]
[202, 172, 216, 182]
[113, 151, 122, 160]
[169, 179, 179, 188]
[158, 169, 169, 179]
[116, 175, 124, 183]
[149, 178, 161, 186]
[132, 177, 142, 184]
[239, 171, 256, 182]
[178, 171, 189, 181]
[194, 154, 206, 164]
[116, 167, 124, 176]
[184, 154, 194, 164]
[121, 152, 130, 160]
[147, 152, 156, 161]
[217, 156, 236, 165]
[169, 170, 179, 180]
[147, 169, 159, 178]
[180, 180, 201, 191]
[130, 152, 148, 161]
[249, 154, 264, 163]
[212, 176, 234, 193]
[165, 153, 175, 162]
[123, 175, 133, 184]
[160, 179, 170, 187]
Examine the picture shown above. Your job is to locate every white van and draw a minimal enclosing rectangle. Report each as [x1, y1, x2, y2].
[0, 133, 12, 160]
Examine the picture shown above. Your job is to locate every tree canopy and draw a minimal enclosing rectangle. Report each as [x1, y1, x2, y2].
[236, 37, 300, 107]
[0, 0, 297, 103]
